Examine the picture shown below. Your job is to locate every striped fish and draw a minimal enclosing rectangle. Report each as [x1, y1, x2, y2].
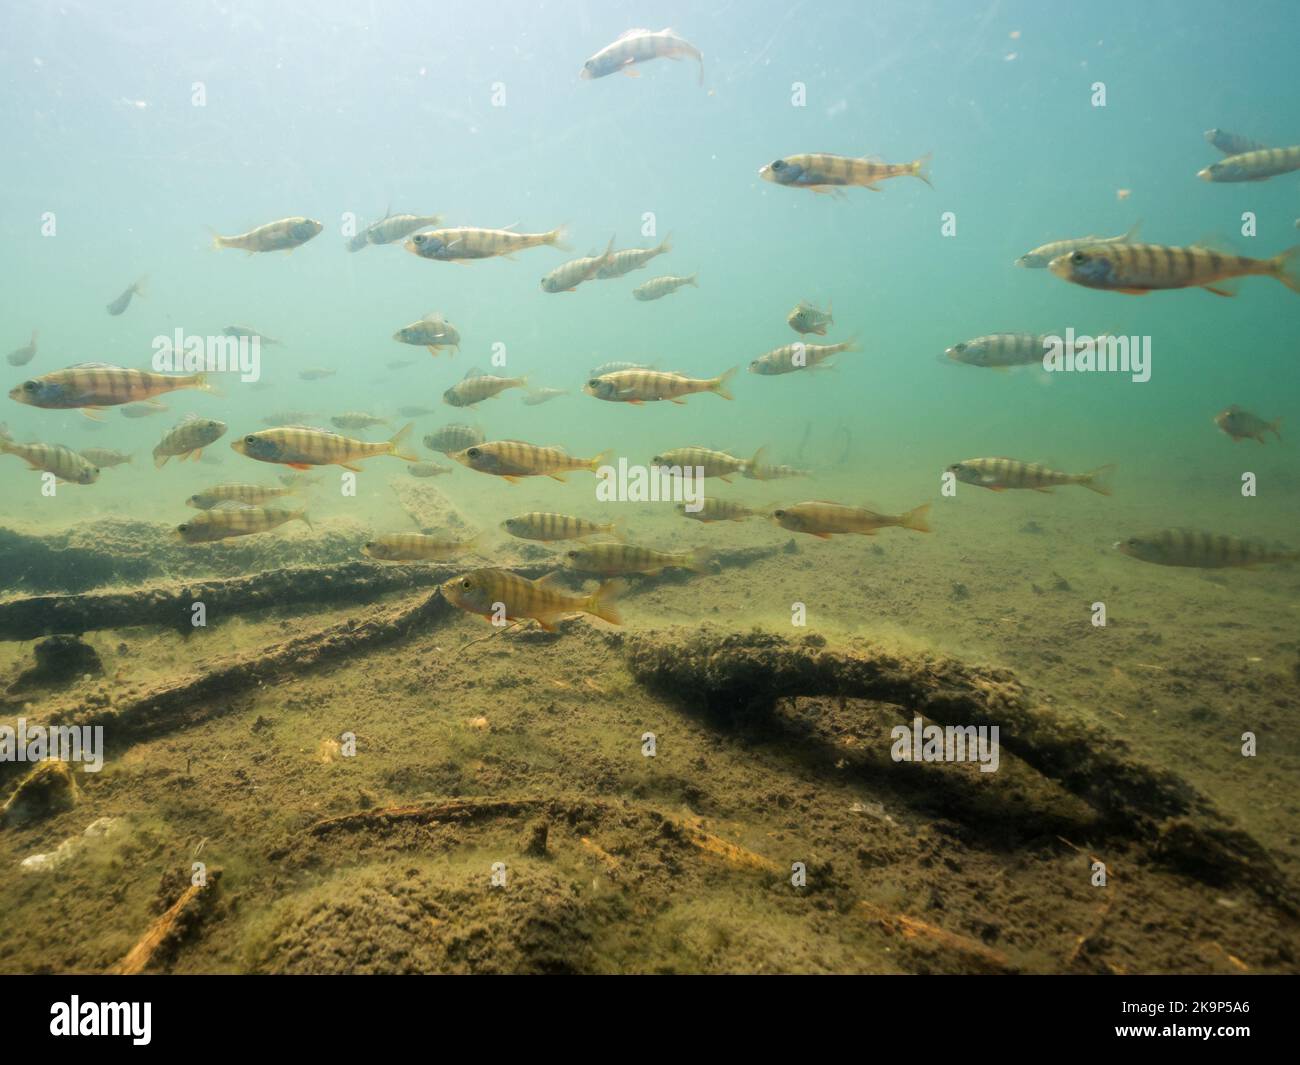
[787, 300, 833, 336]
[772, 501, 930, 538]
[408, 462, 452, 477]
[330, 412, 391, 430]
[677, 499, 759, 523]
[393, 313, 460, 355]
[944, 332, 1101, 369]
[1204, 128, 1268, 156]
[10, 363, 214, 414]
[405, 225, 567, 261]
[501, 512, 625, 542]
[186, 483, 297, 509]
[1116, 529, 1297, 569]
[750, 340, 859, 375]
[78, 448, 133, 468]
[121, 402, 168, 418]
[580, 28, 704, 85]
[585, 367, 735, 404]
[442, 568, 623, 631]
[632, 273, 697, 301]
[1215, 405, 1282, 444]
[1015, 221, 1141, 268]
[175, 506, 308, 544]
[443, 369, 528, 408]
[1050, 242, 1300, 297]
[363, 533, 480, 561]
[948, 457, 1113, 494]
[211, 217, 322, 253]
[349, 212, 443, 250]
[232, 424, 416, 471]
[759, 152, 931, 195]
[595, 236, 672, 279]
[541, 237, 616, 293]
[1198, 146, 1300, 183]
[424, 424, 484, 454]
[452, 440, 610, 483]
[652, 446, 766, 481]
[153, 416, 228, 467]
[745, 461, 810, 481]
[565, 542, 711, 576]
[0, 429, 99, 484]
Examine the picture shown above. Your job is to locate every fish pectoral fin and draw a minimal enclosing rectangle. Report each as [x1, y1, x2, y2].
[80, 407, 105, 421]
[534, 615, 560, 632]
[547, 472, 569, 482]
[286, 462, 313, 470]
[1202, 281, 1240, 297]
[340, 463, 363, 472]
[1031, 487, 1054, 494]
[501, 475, 521, 484]
[1113, 287, 1151, 295]
[427, 346, 441, 356]
[811, 532, 834, 540]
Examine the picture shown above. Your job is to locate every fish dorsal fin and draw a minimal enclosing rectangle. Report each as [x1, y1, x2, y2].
[69, 361, 125, 370]
[534, 572, 564, 588]
[620, 28, 653, 40]
[284, 423, 334, 434]
[1191, 233, 1238, 256]
[463, 367, 484, 379]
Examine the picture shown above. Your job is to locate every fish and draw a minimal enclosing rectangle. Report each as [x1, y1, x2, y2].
[652, 446, 766, 482]
[1198, 146, 1300, 183]
[398, 406, 439, 418]
[407, 461, 452, 477]
[211, 217, 323, 253]
[393, 313, 461, 355]
[362, 533, 479, 561]
[1015, 221, 1141, 268]
[222, 325, 280, 345]
[580, 28, 704, 85]
[595, 235, 673, 279]
[565, 542, 711, 576]
[787, 300, 833, 336]
[759, 152, 931, 194]
[443, 368, 528, 408]
[6, 331, 38, 367]
[299, 368, 336, 380]
[541, 237, 617, 293]
[442, 568, 623, 631]
[121, 402, 168, 418]
[772, 501, 931, 538]
[501, 512, 625, 542]
[632, 273, 697, 301]
[10, 363, 214, 415]
[424, 424, 485, 454]
[330, 412, 391, 430]
[584, 367, 735, 404]
[232, 423, 417, 471]
[1214, 405, 1282, 444]
[0, 427, 99, 484]
[262, 410, 317, 426]
[1049, 242, 1300, 296]
[106, 277, 146, 316]
[1204, 128, 1268, 156]
[522, 387, 568, 406]
[175, 506, 309, 544]
[388, 360, 417, 370]
[749, 339, 859, 375]
[947, 458, 1113, 495]
[405, 225, 568, 262]
[745, 461, 810, 481]
[186, 483, 298, 509]
[153, 416, 228, 466]
[77, 447, 132, 468]
[451, 440, 610, 483]
[676, 499, 760, 522]
[1115, 529, 1297, 569]
[944, 332, 1102, 369]
[349, 212, 444, 250]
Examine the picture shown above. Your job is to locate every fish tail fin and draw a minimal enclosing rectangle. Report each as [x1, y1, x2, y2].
[747, 445, 769, 478]
[687, 272, 700, 287]
[1269, 416, 1283, 441]
[547, 226, 572, 251]
[686, 546, 714, 574]
[658, 232, 673, 254]
[911, 152, 933, 187]
[587, 579, 624, 626]
[193, 373, 224, 398]
[587, 448, 614, 473]
[153, 452, 169, 468]
[133, 275, 149, 297]
[711, 366, 738, 400]
[295, 509, 313, 529]
[1081, 464, 1116, 495]
[387, 422, 418, 461]
[1122, 219, 1142, 242]
[900, 503, 932, 533]
[841, 333, 862, 353]
[206, 227, 228, 250]
[1271, 245, 1300, 293]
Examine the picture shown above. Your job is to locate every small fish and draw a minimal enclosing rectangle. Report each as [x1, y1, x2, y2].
[566, 542, 711, 576]
[1050, 242, 1300, 296]
[388, 360, 417, 371]
[522, 387, 568, 406]
[1204, 128, 1268, 156]
[1215, 405, 1281, 444]
[121, 401, 168, 418]
[10, 363, 213, 414]
[77, 447, 132, 468]
[772, 501, 931, 538]
[787, 300, 833, 336]
[749, 339, 859, 375]
[652, 446, 766, 482]
[452, 440, 610, 483]
[676, 499, 759, 522]
[299, 368, 337, 380]
[745, 461, 810, 481]
[407, 461, 452, 477]
[405, 226, 568, 262]
[424, 424, 485, 454]
[1198, 146, 1300, 183]
[393, 313, 461, 355]
[585, 367, 735, 404]
[633, 273, 698, 301]
[1115, 529, 1297, 569]
[541, 237, 617, 293]
[398, 405, 440, 418]
[443, 368, 528, 408]
[595, 235, 673, 279]
[1015, 222, 1141, 268]
[222, 325, 280, 345]
[581, 28, 704, 85]
[186, 483, 298, 509]
[262, 410, 317, 426]
[6, 331, 38, 367]
[363, 533, 479, 561]
[176, 506, 309, 543]
[153, 416, 227, 466]
[442, 568, 622, 631]
[947, 458, 1113, 494]
[759, 152, 931, 194]
[501, 512, 624, 542]
[350, 212, 444, 250]
[0, 427, 99, 484]
[330, 412, 391, 431]
[945, 332, 1100, 369]
[232, 424, 416, 471]
[211, 217, 323, 253]
[106, 277, 146, 316]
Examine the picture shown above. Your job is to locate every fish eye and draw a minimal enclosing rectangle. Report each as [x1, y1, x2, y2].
[23, 381, 36, 391]
[773, 509, 785, 518]
[771, 159, 785, 170]
[953, 343, 966, 352]
[244, 435, 256, 444]
[1071, 251, 1088, 263]
[413, 234, 425, 245]
[466, 447, 479, 458]
[177, 524, 189, 533]
[460, 578, 472, 589]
